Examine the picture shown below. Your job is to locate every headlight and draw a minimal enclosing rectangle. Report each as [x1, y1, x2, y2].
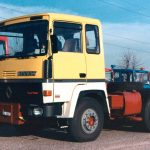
[33, 107, 43, 116]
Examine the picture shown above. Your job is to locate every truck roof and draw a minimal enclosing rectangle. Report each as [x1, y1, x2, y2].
[0, 13, 101, 26]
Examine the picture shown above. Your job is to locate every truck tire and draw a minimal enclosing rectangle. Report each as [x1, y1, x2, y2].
[69, 97, 104, 142]
[143, 99, 150, 131]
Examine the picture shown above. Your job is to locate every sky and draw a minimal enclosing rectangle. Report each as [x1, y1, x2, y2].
[0, 0, 150, 69]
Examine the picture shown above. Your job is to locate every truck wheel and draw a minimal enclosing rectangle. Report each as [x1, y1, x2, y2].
[69, 97, 104, 142]
[143, 99, 150, 131]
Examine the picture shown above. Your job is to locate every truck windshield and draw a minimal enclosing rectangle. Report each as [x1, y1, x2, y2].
[134, 72, 149, 83]
[0, 20, 48, 58]
[113, 70, 149, 83]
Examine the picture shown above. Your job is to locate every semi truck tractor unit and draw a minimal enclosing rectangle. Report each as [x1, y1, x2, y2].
[0, 13, 150, 142]
[106, 66, 150, 126]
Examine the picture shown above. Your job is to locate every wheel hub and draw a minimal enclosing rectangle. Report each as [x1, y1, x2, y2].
[81, 108, 99, 134]
[88, 116, 95, 126]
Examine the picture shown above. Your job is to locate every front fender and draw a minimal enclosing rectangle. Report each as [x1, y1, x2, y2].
[62, 82, 109, 118]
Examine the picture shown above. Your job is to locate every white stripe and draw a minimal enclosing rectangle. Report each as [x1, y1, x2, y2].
[42, 82, 110, 118]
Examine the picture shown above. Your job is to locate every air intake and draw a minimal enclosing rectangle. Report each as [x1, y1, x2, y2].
[3, 71, 16, 77]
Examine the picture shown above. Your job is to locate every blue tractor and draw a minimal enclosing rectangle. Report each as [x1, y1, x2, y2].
[109, 65, 150, 89]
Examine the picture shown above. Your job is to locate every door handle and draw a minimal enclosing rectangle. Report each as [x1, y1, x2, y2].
[79, 73, 86, 78]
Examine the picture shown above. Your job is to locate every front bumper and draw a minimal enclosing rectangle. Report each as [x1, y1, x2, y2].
[24, 103, 62, 118]
[0, 102, 62, 125]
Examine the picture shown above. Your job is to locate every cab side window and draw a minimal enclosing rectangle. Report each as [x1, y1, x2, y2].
[86, 25, 100, 54]
[53, 22, 82, 52]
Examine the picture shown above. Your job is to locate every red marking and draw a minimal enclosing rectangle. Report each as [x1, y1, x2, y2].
[123, 91, 142, 115]
[88, 117, 95, 126]
[0, 36, 9, 55]
[55, 95, 60, 98]
[109, 91, 142, 116]
[127, 116, 143, 122]
[140, 67, 145, 70]
[105, 68, 112, 72]
[27, 91, 39, 95]
[108, 94, 124, 109]
[0, 103, 24, 125]
[43, 90, 52, 96]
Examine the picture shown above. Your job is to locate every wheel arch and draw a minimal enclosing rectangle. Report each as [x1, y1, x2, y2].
[77, 90, 108, 114]
[65, 86, 109, 118]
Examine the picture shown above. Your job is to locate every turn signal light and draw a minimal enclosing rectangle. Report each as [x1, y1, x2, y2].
[43, 90, 52, 96]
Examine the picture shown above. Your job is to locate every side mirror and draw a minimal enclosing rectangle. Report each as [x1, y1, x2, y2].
[50, 35, 58, 53]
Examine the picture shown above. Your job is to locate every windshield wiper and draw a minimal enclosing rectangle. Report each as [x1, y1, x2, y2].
[16, 55, 37, 59]
[14, 52, 37, 59]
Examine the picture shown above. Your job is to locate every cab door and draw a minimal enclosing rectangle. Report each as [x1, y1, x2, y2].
[85, 24, 105, 80]
[52, 21, 86, 102]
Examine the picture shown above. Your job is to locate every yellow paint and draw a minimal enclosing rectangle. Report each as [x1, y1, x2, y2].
[0, 56, 45, 79]
[0, 13, 105, 80]
[53, 52, 86, 79]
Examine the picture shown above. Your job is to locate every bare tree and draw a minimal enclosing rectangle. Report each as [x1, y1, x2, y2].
[119, 50, 143, 69]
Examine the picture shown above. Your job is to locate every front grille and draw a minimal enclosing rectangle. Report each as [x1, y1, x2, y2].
[0, 82, 43, 105]
[3, 71, 16, 77]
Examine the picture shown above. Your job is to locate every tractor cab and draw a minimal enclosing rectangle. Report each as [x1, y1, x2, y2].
[110, 65, 149, 84]
[106, 65, 150, 93]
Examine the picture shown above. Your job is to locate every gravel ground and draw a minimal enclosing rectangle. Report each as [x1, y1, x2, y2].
[0, 122, 149, 150]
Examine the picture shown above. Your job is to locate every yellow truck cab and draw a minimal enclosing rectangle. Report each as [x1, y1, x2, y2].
[0, 13, 109, 142]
